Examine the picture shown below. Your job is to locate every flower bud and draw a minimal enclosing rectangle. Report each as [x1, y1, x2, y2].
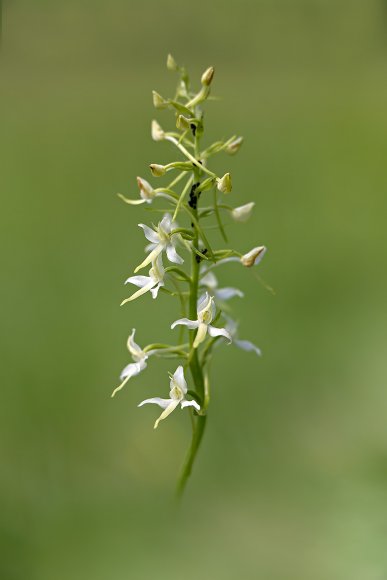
[176, 114, 191, 131]
[201, 66, 215, 87]
[136, 176, 155, 201]
[167, 53, 178, 71]
[231, 202, 255, 223]
[226, 136, 243, 155]
[196, 177, 215, 193]
[217, 172, 232, 194]
[152, 91, 168, 109]
[240, 246, 267, 267]
[149, 164, 166, 177]
[151, 120, 165, 141]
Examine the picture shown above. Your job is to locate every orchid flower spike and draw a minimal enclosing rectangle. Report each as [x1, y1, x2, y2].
[200, 270, 244, 301]
[134, 213, 183, 273]
[224, 315, 262, 356]
[171, 292, 232, 348]
[111, 329, 149, 397]
[122, 252, 165, 305]
[138, 365, 200, 429]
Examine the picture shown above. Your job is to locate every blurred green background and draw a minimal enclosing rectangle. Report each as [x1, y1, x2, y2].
[2, 0, 387, 578]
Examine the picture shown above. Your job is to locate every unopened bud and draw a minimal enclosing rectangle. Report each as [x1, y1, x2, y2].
[151, 120, 165, 141]
[231, 202, 255, 223]
[217, 172, 232, 194]
[240, 246, 267, 267]
[176, 114, 191, 131]
[201, 66, 215, 87]
[167, 54, 178, 71]
[136, 176, 155, 201]
[152, 91, 168, 109]
[226, 136, 243, 155]
[149, 164, 166, 177]
[197, 177, 215, 193]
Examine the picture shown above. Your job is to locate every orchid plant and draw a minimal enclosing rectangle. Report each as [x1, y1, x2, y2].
[113, 55, 267, 497]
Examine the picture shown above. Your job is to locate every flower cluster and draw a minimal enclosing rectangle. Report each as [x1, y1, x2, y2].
[113, 56, 267, 493]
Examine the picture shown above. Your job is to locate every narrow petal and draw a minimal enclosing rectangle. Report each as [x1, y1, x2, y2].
[150, 281, 163, 299]
[171, 318, 199, 330]
[181, 399, 201, 411]
[153, 399, 180, 429]
[117, 194, 147, 205]
[215, 287, 244, 301]
[127, 329, 144, 360]
[166, 243, 184, 264]
[138, 223, 160, 244]
[121, 280, 155, 305]
[234, 339, 261, 356]
[159, 214, 172, 233]
[124, 275, 151, 287]
[134, 245, 163, 273]
[173, 365, 187, 395]
[138, 397, 171, 409]
[112, 361, 144, 397]
[208, 325, 232, 343]
[193, 322, 208, 348]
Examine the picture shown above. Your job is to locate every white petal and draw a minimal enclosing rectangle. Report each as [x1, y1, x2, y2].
[117, 194, 147, 205]
[197, 292, 211, 312]
[173, 365, 187, 394]
[171, 318, 199, 330]
[127, 329, 143, 359]
[234, 339, 261, 356]
[145, 242, 157, 253]
[154, 399, 180, 429]
[121, 280, 155, 305]
[138, 397, 171, 409]
[208, 325, 232, 343]
[159, 214, 172, 233]
[200, 271, 218, 290]
[111, 361, 145, 397]
[166, 243, 184, 264]
[124, 275, 151, 287]
[138, 223, 160, 244]
[150, 281, 163, 299]
[193, 322, 208, 348]
[215, 287, 244, 301]
[134, 245, 163, 273]
[181, 399, 201, 411]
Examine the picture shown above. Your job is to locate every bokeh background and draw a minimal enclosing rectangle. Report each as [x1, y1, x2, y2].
[2, 0, 387, 578]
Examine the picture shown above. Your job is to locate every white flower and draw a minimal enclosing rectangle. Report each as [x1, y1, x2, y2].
[118, 176, 175, 206]
[138, 366, 200, 429]
[200, 270, 244, 301]
[231, 202, 255, 223]
[111, 329, 149, 397]
[171, 292, 232, 348]
[122, 252, 165, 304]
[240, 246, 267, 267]
[224, 315, 261, 356]
[134, 213, 183, 273]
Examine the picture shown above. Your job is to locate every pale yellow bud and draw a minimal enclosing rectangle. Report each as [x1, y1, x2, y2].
[167, 54, 178, 71]
[226, 136, 244, 155]
[240, 246, 267, 267]
[152, 91, 168, 109]
[176, 114, 191, 131]
[217, 172, 232, 194]
[151, 120, 165, 141]
[231, 202, 255, 223]
[201, 66, 215, 87]
[149, 164, 166, 177]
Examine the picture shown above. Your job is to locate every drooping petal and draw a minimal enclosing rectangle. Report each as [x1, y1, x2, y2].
[117, 194, 147, 205]
[181, 399, 201, 411]
[193, 322, 208, 348]
[153, 399, 180, 429]
[150, 281, 163, 299]
[138, 397, 171, 409]
[138, 223, 160, 244]
[124, 275, 151, 287]
[172, 365, 187, 395]
[234, 339, 261, 356]
[111, 361, 145, 398]
[208, 325, 232, 343]
[134, 245, 163, 273]
[127, 328, 144, 360]
[171, 318, 199, 330]
[166, 242, 184, 265]
[215, 287, 244, 301]
[121, 280, 156, 305]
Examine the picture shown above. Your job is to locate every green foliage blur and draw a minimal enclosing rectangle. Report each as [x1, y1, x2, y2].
[2, 1, 387, 578]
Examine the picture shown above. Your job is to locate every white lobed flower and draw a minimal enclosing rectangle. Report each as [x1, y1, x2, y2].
[111, 329, 150, 397]
[138, 365, 200, 429]
[122, 253, 165, 305]
[171, 292, 232, 349]
[134, 213, 183, 273]
[118, 176, 174, 206]
[200, 270, 244, 302]
[224, 315, 261, 356]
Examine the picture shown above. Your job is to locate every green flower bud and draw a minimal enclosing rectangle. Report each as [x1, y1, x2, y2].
[167, 54, 178, 71]
[152, 91, 168, 109]
[201, 66, 215, 87]
[226, 136, 243, 155]
[149, 164, 166, 177]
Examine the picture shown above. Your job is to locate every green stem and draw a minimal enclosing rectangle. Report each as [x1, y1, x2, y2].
[176, 414, 206, 498]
